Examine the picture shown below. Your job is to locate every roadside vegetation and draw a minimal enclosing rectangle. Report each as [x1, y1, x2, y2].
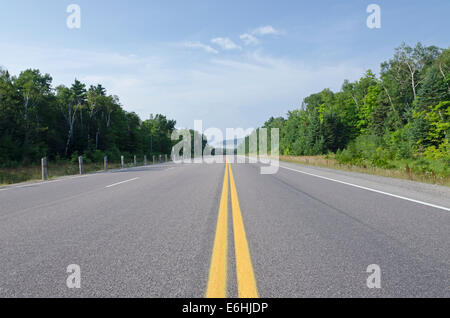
[245, 43, 450, 186]
[0, 68, 203, 185]
[0, 158, 130, 185]
[0, 69, 178, 169]
[0, 161, 114, 185]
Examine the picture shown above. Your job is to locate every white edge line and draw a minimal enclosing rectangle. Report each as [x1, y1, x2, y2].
[105, 177, 140, 188]
[280, 165, 450, 212]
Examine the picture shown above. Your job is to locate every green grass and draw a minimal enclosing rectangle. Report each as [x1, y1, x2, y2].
[280, 155, 450, 187]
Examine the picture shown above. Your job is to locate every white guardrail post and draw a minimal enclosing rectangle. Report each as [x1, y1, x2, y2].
[121, 155, 124, 169]
[41, 157, 47, 181]
[104, 156, 108, 171]
[78, 156, 83, 175]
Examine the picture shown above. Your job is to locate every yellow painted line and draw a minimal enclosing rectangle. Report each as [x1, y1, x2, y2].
[206, 162, 229, 298]
[228, 163, 259, 298]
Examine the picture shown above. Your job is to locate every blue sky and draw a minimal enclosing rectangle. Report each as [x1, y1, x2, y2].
[0, 0, 449, 142]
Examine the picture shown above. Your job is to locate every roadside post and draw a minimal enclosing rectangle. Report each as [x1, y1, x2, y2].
[144, 155, 147, 166]
[104, 156, 108, 171]
[78, 156, 83, 175]
[121, 156, 124, 169]
[134, 155, 137, 167]
[41, 157, 47, 181]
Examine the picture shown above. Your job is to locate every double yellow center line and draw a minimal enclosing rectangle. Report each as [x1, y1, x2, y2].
[206, 162, 259, 298]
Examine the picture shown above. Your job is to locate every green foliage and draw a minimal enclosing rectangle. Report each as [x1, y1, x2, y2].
[336, 135, 393, 168]
[423, 140, 449, 161]
[358, 85, 381, 133]
[0, 68, 177, 164]
[384, 126, 414, 160]
[87, 150, 106, 163]
[251, 43, 449, 182]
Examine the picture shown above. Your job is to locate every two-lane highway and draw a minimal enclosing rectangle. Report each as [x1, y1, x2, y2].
[0, 160, 448, 297]
[206, 162, 258, 298]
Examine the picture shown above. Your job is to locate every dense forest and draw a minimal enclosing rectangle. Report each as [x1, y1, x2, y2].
[0, 69, 177, 166]
[252, 43, 449, 178]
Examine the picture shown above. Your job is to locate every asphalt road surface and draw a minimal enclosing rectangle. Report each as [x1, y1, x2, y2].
[0, 158, 449, 298]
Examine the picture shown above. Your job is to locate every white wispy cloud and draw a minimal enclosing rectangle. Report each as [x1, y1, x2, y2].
[251, 25, 282, 36]
[239, 25, 283, 46]
[211, 37, 241, 51]
[182, 41, 218, 54]
[240, 33, 259, 46]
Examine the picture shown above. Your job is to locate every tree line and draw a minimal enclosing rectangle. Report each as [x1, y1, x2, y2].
[0, 69, 177, 166]
[253, 43, 449, 175]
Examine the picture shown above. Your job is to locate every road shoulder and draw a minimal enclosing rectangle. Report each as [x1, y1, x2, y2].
[278, 160, 450, 210]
